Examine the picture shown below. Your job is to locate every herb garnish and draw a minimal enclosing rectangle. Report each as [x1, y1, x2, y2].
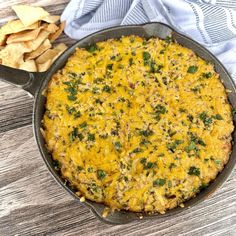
[167, 140, 184, 152]
[179, 108, 187, 113]
[149, 60, 163, 73]
[103, 85, 111, 93]
[215, 159, 222, 167]
[145, 162, 156, 169]
[67, 94, 77, 101]
[79, 122, 87, 128]
[188, 166, 200, 176]
[63, 80, 83, 101]
[169, 163, 177, 170]
[233, 108, 236, 115]
[139, 129, 154, 137]
[95, 98, 103, 105]
[199, 112, 213, 126]
[129, 58, 134, 66]
[69, 127, 78, 142]
[87, 44, 98, 53]
[74, 111, 81, 118]
[165, 36, 173, 44]
[212, 114, 223, 120]
[160, 49, 165, 54]
[132, 148, 143, 153]
[106, 64, 113, 71]
[140, 158, 156, 169]
[199, 112, 223, 126]
[143, 51, 151, 65]
[97, 169, 106, 179]
[53, 160, 61, 171]
[189, 133, 206, 146]
[185, 141, 198, 153]
[140, 139, 151, 146]
[153, 178, 166, 187]
[114, 141, 122, 152]
[87, 133, 95, 141]
[187, 66, 198, 74]
[202, 72, 212, 78]
[66, 106, 76, 114]
[87, 167, 93, 173]
[77, 166, 83, 171]
[140, 158, 147, 164]
[153, 104, 167, 121]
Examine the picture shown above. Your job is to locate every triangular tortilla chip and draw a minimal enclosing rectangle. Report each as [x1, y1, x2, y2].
[42, 15, 60, 24]
[54, 43, 67, 52]
[0, 33, 7, 46]
[25, 29, 50, 51]
[0, 43, 31, 68]
[45, 23, 59, 34]
[37, 60, 52, 72]
[36, 43, 67, 71]
[12, 5, 49, 26]
[25, 39, 51, 60]
[48, 21, 65, 42]
[6, 27, 42, 44]
[36, 43, 67, 64]
[19, 60, 37, 72]
[35, 48, 59, 64]
[0, 20, 39, 35]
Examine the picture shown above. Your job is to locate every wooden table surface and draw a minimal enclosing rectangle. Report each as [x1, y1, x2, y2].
[0, 1, 236, 235]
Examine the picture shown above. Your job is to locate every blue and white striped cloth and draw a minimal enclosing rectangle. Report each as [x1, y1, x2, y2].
[61, 0, 236, 78]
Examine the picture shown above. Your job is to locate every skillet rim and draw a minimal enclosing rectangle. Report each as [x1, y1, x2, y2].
[32, 22, 236, 224]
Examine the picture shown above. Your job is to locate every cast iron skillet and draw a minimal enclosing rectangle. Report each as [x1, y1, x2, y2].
[1, 22, 236, 224]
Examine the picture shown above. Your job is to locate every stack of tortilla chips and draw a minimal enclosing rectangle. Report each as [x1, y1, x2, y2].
[0, 5, 67, 72]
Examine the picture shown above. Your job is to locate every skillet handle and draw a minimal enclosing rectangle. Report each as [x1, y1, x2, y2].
[0, 65, 46, 97]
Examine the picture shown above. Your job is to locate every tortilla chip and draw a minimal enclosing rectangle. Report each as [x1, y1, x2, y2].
[25, 39, 51, 60]
[54, 43, 67, 52]
[37, 60, 52, 72]
[36, 43, 67, 64]
[36, 43, 67, 71]
[25, 29, 50, 51]
[35, 48, 59, 64]
[6, 27, 42, 44]
[0, 33, 7, 46]
[19, 60, 37, 72]
[48, 21, 65, 43]
[12, 5, 49, 27]
[0, 43, 31, 68]
[53, 43, 67, 61]
[42, 15, 60, 24]
[0, 20, 39, 35]
[45, 23, 59, 34]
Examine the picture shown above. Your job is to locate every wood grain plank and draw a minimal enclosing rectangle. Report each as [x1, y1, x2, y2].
[0, 0, 236, 235]
[0, 126, 235, 236]
[0, 82, 33, 133]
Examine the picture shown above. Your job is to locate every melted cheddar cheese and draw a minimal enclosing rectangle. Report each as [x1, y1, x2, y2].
[43, 36, 234, 214]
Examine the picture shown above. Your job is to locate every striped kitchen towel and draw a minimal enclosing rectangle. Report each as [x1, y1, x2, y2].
[61, 0, 236, 78]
